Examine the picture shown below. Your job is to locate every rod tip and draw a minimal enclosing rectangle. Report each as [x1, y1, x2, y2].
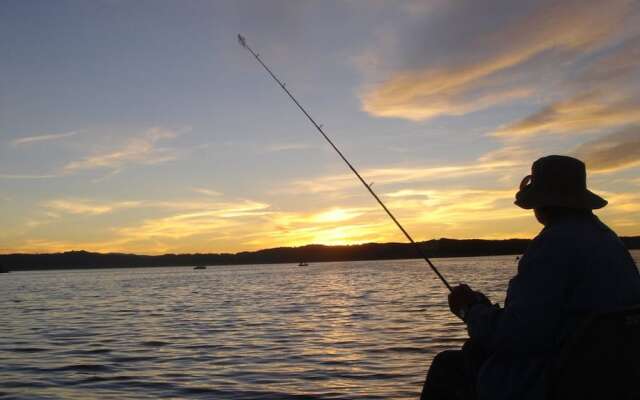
[237, 34, 247, 47]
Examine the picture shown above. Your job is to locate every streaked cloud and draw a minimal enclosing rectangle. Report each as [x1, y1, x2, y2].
[477, 145, 539, 165]
[15, 182, 638, 254]
[11, 131, 80, 146]
[62, 128, 180, 173]
[114, 200, 271, 241]
[2, 127, 187, 180]
[385, 188, 523, 223]
[285, 159, 520, 194]
[492, 92, 640, 137]
[576, 35, 640, 88]
[16, 198, 275, 254]
[44, 199, 143, 215]
[573, 127, 640, 172]
[192, 187, 223, 197]
[605, 192, 640, 213]
[360, 0, 635, 121]
[24, 211, 60, 228]
[384, 189, 432, 199]
[43, 197, 269, 216]
[0, 173, 59, 180]
[362, 71, 533, 121]
[597, 191, 640, 234]
[492, 35, 640, 137]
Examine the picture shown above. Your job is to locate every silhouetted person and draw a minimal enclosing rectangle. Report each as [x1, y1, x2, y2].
[420, 155, 640, 400]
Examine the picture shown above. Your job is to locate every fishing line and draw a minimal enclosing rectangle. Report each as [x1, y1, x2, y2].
[238, 34, 452, 292]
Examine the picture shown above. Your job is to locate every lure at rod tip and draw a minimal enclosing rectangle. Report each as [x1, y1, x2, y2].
[237, 34, 452, 293]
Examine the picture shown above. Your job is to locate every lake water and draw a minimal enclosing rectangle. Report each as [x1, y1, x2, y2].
[2, 251, 639, 399]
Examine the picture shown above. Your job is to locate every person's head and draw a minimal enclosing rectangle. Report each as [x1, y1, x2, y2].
[515, 155, 606, 226]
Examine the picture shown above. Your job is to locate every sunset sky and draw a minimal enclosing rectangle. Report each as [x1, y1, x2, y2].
[1, 0, 639, 254]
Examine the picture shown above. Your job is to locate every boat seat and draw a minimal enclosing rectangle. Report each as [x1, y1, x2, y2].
[547, 305, 640, 400]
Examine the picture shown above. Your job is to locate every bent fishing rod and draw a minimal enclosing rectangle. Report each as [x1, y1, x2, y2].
[238, 34, 452, 292]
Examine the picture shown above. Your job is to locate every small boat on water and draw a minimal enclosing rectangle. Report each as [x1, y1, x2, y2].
[193, 265, 207, 270]
[298, 262, 309, 267]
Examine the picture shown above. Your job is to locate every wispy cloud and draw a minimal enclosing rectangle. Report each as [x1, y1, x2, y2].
[42, 197, 271, 217]
[492, 34, 640, 138]
[11, 131, 79, 146]
[192, 187, 223, 197]
[113, 201, 271, 241]
[360, 0, 635, 121]
[1, 127, 188, 180]
[62, 127, 180, 173]
[22, 183, 640, 254]
[386, 188, 521, 221]
[362, 71, 533, 121]
[604, 192, 640, 213]
[17, 198, 276, 254]
[492, 92, 640, 137]
[24, 211, 61, 229]
[284, 159, 521, 194]
[44, 199, 143, 215]
[573, 127, 640, 172]
[597, 191, 640, 234]
[0, 173, 59, 180]
[384, 189, 432, 199]
[122, 204, 382, 250]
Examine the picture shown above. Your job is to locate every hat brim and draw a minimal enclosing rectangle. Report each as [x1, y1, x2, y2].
[515, 187, 607, 210]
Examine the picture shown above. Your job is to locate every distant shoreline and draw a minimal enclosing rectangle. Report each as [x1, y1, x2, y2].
[2, 236, 639, 271]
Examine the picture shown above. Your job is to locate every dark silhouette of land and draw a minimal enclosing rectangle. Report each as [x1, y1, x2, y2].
[1, 237, 639, 271]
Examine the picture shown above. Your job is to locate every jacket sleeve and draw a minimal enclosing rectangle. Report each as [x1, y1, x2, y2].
[465, 230, 574, 355]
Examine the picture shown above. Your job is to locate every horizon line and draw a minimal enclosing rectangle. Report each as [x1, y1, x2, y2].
[3, 235, 640, 257]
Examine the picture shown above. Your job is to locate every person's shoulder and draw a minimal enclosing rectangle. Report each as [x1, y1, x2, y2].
[541, 215, 610, 239]
[533, 222, 577, 244]
[524, 227, 569, 260]
[527, 220, 586, 258]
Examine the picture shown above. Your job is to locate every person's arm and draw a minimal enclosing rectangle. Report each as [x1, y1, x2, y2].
[448, 284, 501, 349]
[466, 232, 574, 355]
[465, 302, 502, 348]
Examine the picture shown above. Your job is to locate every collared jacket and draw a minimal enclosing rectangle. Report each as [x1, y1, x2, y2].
[466, 215, 640, 400]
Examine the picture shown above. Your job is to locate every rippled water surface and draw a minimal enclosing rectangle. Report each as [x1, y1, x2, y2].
[2, 252, 639, 399]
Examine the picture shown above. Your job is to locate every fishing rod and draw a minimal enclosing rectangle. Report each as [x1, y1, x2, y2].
[238, 34, 452, 292]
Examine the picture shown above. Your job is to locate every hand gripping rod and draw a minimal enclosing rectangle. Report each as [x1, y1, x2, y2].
[238, 34, 452, 292]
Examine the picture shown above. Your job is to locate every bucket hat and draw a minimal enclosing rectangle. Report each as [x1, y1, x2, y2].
[515, 155, 607, 210]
